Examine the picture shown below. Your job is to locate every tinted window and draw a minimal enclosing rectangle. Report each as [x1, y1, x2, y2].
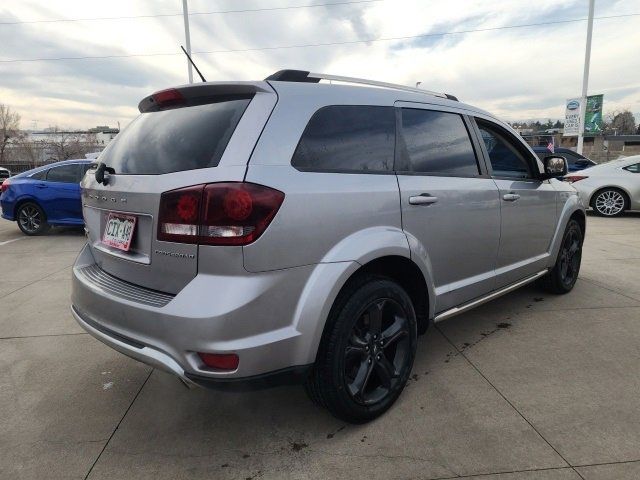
[292, 106, 395, 172]
[46, 164, 80, 183]
[624, 163, 640, 173]
[100, 96, 252, 175]
[399, 109, 478, 175]
[478, 123, 531, 178]
[31, 170, 47, 180]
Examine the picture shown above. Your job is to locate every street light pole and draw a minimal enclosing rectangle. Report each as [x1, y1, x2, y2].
[577, 0, 595, 155]
[182, 0, 193, 84]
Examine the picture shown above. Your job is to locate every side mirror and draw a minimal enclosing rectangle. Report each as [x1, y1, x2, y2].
[541, 155, 568, 179]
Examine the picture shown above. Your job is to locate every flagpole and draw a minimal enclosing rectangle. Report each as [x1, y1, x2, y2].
[577, 0, 595, 155]
[182, 0, 193, 84]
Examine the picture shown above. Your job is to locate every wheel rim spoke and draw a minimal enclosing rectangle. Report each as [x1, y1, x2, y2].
[381, 315, 407, 348]
[366, 301, 384, 337]
[348, 358, 374, 398]
[374, 354, 397, 388]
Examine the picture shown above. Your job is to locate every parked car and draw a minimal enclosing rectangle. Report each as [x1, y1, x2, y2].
[71, 70, 585, 423]
[565, 155, 640, 216]
[0, 167, 11, 183]
[532, 146, 596, 172]
[0, 159, 92, 235]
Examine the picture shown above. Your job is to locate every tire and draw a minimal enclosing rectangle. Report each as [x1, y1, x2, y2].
[539, 219, 582, 294]
[591, 188, 628, 217]
[16, 202, 50, 236]
[305, 275, 417, 424]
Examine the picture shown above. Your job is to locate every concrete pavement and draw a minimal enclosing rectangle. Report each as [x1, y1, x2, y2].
[0, 213, 639, 479]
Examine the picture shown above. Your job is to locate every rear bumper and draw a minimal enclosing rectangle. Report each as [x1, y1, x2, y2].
[72, 304, 311, 389]
[71, 243, 352, 386]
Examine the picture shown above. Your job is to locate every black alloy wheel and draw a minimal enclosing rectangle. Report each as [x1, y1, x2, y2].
[558, 225, 582, 289]
[538, 219, 582, 294]
[344, 298, 411, 405]
[17, 202, 49, 236]
[306, 275, 417, 423]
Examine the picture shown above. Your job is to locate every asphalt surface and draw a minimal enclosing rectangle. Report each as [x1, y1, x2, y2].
[1, 213, 639, 480]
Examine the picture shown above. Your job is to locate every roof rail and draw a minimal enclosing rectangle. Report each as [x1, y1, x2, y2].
[264, 69, 457, 100]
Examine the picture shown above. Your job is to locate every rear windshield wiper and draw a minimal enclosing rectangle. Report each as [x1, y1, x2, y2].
[95, 162, 115, 185]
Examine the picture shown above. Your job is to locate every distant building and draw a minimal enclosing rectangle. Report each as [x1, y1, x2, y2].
[87, 126, 119, 146]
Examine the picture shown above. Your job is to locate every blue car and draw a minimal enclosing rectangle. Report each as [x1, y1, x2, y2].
[532, 146, 596, 172]
[0, 159, 92, 235]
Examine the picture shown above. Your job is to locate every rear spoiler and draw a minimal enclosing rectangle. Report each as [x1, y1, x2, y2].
[138, 82, 274, 113]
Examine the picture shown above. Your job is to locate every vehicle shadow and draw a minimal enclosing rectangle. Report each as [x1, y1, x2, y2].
[44, 226, 85, 236]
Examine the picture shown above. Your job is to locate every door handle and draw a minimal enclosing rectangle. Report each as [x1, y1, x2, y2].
[409, 194, 438, 205]
[35, 184, 47, 189]
[502, 193, 520, 202]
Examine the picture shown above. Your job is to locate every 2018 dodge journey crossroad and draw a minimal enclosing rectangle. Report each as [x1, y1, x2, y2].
[71, 70, 585, 423]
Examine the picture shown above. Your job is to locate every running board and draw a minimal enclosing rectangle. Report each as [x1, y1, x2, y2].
[433, 270, 548, 323]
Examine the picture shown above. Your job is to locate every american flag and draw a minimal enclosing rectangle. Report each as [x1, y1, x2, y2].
[546, 138, 555, 153]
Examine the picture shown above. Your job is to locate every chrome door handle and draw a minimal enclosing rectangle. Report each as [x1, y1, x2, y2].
[409, 194, 438, 205]
[502, 193, 520, 202]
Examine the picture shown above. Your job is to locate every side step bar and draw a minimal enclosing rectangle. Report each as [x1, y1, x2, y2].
[434, 270, 548, 323]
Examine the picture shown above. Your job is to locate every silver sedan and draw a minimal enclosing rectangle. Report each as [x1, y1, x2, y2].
[565, 155, 640, 216]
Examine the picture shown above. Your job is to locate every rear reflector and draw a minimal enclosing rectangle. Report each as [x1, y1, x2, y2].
[198, 352, 239, 371]
[564, 176, 588, 183]
[157, 182, 284, 246]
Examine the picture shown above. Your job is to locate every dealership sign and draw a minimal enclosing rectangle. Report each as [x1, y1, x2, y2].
[563, 98, 582, 136]
[563, 95, 604, 136]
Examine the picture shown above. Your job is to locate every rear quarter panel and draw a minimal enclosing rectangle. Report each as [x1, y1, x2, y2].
[243, 82, 408, 273]
[0, 180, 39, 220]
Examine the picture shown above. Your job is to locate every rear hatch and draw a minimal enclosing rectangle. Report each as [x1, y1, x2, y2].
[81, 82, 277, 294]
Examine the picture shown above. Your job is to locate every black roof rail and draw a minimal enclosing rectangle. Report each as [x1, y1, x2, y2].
[265, 70, 320, 83]
[264, 69, 457, 100]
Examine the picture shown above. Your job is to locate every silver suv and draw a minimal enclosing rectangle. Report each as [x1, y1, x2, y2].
[72, 70, 585, 423]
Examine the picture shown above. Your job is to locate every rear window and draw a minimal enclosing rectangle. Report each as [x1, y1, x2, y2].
[46, 164, 81, 183]
[99, 96, 252, 175]
[291, 105, 395, 172]
[398, 109, 479, 176]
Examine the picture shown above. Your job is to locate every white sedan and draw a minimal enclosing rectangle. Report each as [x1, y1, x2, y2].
[565, 155, 640, 216]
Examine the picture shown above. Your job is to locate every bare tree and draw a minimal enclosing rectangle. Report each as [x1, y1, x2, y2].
[45, 127, 98, 162]
[0, 104, 21, 163]
[603, 110, 637, 135]
[14, 134, 42, 169]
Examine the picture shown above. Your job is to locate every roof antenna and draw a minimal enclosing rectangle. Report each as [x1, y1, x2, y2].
[180, 45, 206, 82]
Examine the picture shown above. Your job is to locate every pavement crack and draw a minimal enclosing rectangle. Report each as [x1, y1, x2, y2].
[83, 368, 153, 480]
[436, 325, 586, 480]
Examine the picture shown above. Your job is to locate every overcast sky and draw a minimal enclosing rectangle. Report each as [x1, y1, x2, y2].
[0, 0, 639, 130]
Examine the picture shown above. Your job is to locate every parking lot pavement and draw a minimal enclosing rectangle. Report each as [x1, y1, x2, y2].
[0, 213, 639, 480]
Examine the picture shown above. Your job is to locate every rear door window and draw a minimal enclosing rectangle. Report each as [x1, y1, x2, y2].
[477, 121, 533, 179]
[624, 163, 640, 173]
[99, 96, 252, 175]
[46, 164, 81, 183]
[398, 109, 479, 176]
[292, 105, 395, 172]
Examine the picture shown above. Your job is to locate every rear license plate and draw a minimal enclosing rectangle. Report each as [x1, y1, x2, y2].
[102, 213, 137, 252]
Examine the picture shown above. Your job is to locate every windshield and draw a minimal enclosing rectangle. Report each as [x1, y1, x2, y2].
[99, 96, 252, 175]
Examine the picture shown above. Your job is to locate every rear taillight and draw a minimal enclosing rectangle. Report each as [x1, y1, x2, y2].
[158, 182, 284, 246]
[565, 176, 588, 183]
[1, 179, 10, 192]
